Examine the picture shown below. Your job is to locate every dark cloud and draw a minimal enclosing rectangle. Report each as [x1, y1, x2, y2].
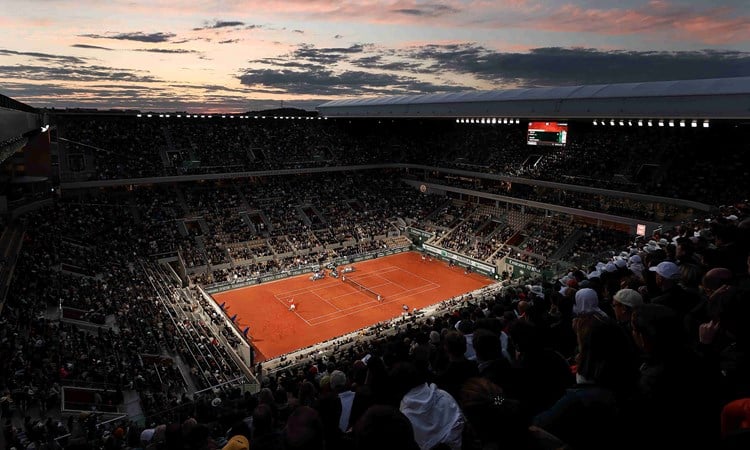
[249, 57, 325, 70]
[351, 55, 427, 72]
[79, 32, 176, 43]
[245, 24, 262, 30]
[409, 45, 750, 86]
[293, 29, 304, 34]
[134, 48, 199, 54]
[392, 3, 460, 17]
[168, 83, 249, 94]
[71, 44, 114, 51]
[238, 67, 467, 96]
[218, 39, 240, 44]
[193, 20, 245, 31]
[0, 48, 87, 64]
[0, 64, 160, 83]
[334, 34, 343, 39]
[290, 43, 369, 65]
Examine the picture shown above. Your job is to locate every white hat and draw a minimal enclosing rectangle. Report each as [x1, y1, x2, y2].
[603, 262, 617, 273]
[573, 288, 606, 317]
[628, 254, 642, 265]
[587, 270, 601, 279]
[613, 289, 644, 308]
[649, 261, 681, 280]
[529, 285, 544, 297]
[140, 429, 155, 443]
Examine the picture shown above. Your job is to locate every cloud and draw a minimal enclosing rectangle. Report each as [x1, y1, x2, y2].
[289, 43, 370, 65]
[238, 67, 468, 96]
[293, 29, 304, 34]
[218, 39, 240, 44]
[134, 48, 199, 54]
[407, 44, 750, 86]
[79, 32, 176, 43]
[193, 20, 245, 31]
[351, 55, 427, 72]
[334, 34, 343, 39]
[0, 48, 87, 64]
[485, 2, 750, 45]
[391, 3, 460, 17]
[71, 44, 114, 51]
[0, 64, 160, 83]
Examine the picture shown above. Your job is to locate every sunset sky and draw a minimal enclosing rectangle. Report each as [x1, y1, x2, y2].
[2, 0, 750, 112]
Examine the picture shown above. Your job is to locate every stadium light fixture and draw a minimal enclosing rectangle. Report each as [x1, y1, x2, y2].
[593, 120, 597, 125]
[491, 118, 497, 124]
[658, 120, 664, 127]
[515, 119, 520, 124]
[176, 114, 182, 118]
[610, 119, 615, 126]
[628, 120, 633, 126]
[647, 120, 653, 127]
[147, 114, 152, 118]
[222, 115, 226, 118]
[679, 120, 686, 127]
[159, 114, 164, 118]
[619, 120, 624, 126]
[668, 120, 674, 127]
[703, 120, 709, 128]
[137, 114, 142, 118]
[481, 118, 486, 124]
[637, 120, 643, 126]
[691, 120, 697, 128]
[208, 115, 213, 118]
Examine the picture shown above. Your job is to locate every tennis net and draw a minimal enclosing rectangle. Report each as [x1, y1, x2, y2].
[342, 275, 383, 301]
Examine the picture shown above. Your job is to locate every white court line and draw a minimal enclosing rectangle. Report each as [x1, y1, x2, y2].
[272, 295, 313, 326]
[308, 284, 442, 326]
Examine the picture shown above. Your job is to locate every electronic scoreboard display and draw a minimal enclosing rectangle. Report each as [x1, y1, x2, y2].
[527, 121, 568, 147]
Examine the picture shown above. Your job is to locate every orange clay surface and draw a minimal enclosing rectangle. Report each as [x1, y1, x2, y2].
[212, 251, 494, 361]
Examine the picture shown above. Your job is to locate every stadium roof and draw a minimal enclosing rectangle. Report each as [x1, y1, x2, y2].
[317, 77, 750, 120]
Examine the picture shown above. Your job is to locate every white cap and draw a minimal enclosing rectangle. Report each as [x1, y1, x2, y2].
[649, 261, 681, 280]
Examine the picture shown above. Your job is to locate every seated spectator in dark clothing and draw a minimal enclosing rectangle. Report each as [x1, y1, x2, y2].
[648, 261, 700, 317]
[697, 287, 750, 404]
[251, 404, 282, 450]
[460, 377, 563, 450]
[534, 315, 639, 450]
[353, 405, 420, 450]
[435, 331, 479, 401]
[472, 327, 512, 388]
[284, 406, 326, 450]
[506, 320, 575, 419]
[627, 304, 722, 449]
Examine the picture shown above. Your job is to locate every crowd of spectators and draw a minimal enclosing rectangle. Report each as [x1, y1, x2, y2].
[1, 112, 748, 449]
[4, 200, 748, 449]
[53, 114, 748, 207]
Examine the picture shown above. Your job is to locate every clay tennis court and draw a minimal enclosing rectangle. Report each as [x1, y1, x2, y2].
[212, 251, 495, 361]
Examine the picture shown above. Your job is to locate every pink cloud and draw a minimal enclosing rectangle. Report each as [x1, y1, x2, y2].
[512, 2, 750, 45]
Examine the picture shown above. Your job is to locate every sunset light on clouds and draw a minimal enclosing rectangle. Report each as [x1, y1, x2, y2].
[2, 0, 750, 112]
